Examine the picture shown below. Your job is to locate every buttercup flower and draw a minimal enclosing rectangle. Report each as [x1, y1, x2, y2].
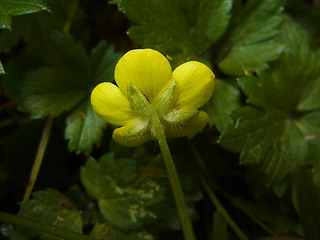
[91, 49, 215, 147]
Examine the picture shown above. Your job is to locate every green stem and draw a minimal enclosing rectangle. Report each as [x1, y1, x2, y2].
[200, 176, 249, 240]
[151, 113, 196, 240]
[190, 145, 278, 237]
[0, 211, 94, 240]
[63, 0, 79, 33]
[23, 118, 54, 201]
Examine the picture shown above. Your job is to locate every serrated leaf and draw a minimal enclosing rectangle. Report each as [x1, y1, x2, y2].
[6, 189, 82, 240]
[219, 107, 307, 185]
[81, 154, 163, 231]
[90, 41, 121, 85]
[205, 79, 241, 132]
[219, 20, 320, 186]
[0, 0, 47, 29]
[0, 0, 81, 50]
[219, 0, 284, 75]
[112, 0, 232, 66]
[65, 99, 107, 155]
[18, 66, 89, 118]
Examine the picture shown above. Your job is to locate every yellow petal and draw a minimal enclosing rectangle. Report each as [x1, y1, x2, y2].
[114, 49, 172, 102]
[172, 61, 215, 110]
[113, 118, 153, 147]
[165, 111, 209, 138]
[91, 82, 134, 126]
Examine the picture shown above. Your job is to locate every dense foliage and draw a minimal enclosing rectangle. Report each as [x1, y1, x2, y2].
[1, 0, 320, 239]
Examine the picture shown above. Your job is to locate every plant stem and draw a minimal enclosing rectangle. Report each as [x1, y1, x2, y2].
[190, 145, 249, 240]
[200, 175, 249, 240]
[0, 211, 94, 240]
[23, 118, 54, 201]
[63, 0, 79, 33]
[151, 113, 196, 240]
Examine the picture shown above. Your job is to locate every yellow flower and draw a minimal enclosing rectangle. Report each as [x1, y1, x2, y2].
[91, 49, 215, 147]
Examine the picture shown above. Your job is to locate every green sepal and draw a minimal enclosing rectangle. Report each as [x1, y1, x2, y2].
[128, 83, 152, 115]
[153, 80, 177, 114]
[113, 118, 152, 147]
[163, 109, 199, 126]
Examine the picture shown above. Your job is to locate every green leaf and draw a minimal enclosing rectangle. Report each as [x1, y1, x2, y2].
[90, 41, 121, 85]
[219, 0, 284, 76]
[0, 0, 47, 29]
[219, 107, 307, 185]
[6, 189, 82, 240]
[65, 99, 107, 155]
[111, 0, 232, 66]
[81, 154, 164, 231]
[0, 0, 82, 50]
[205, 79, 241, 132]
[90, 222, 154, 240]
[18, 66, 89, 118]
[219, 20, 320, 186]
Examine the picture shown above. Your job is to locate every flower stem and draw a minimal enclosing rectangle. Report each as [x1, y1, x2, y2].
[23, 118, 54, 201]
[190, 145, 249, 240]
[151, 113, 196, 240]
[0, 211, 94, 240]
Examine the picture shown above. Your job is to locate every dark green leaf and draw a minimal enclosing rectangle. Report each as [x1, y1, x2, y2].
[0, 0, 82, 50]
[81, 154, 163, 231]
[90, 222, 154, 240]
[18, 66, 89, 118]
[219, 107, 307, 185]
[90, 41, 121, 85]
[65, 99, 107, 155]
[112, 0, 232, 66]
[205, 79, 241, 132]
[0, 0, 47, 29]
[6, 189, 82, 240]
[219, 0, 284, 75]
[219, 20, 320, 186]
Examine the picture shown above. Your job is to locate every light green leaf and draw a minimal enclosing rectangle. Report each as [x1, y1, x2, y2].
[205, 79, 241, 132]
[6, 189, 82, 240]
[0, 0, 47, 29]
[219, 0, 284, 75]
[65, 99, 107, 155]
[81, 154, 163, 231]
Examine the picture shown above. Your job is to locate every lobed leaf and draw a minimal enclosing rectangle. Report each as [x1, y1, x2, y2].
[65, 99, 107, 155]
[219, 20, 320, 186]
[81, 154, 163, 231]
[205, 79, 241, 132]
[6, 189, 82, 240]
[219, 0, 284, 75]
[111, 0, 232, 66]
